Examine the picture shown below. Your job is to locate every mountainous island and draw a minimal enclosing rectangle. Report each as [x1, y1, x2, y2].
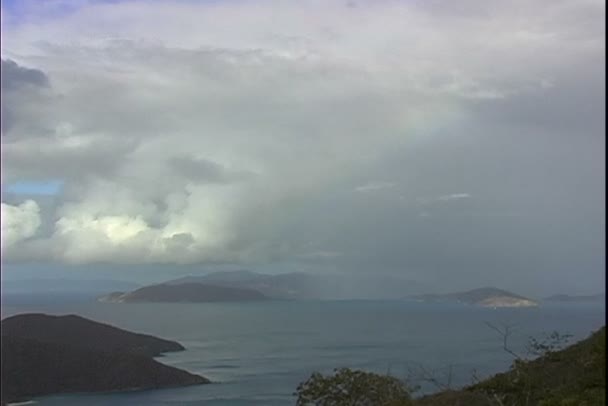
[98, 273, 543, 306]
[162, 270, 423, 300]
[98, 282, 269, 303]
[409, 287, 538, 307]
[165, 270, 320, 300]
[1, 313, 209, 404]
[98, 270, 322, 303]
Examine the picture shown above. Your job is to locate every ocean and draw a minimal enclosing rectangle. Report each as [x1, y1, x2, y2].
[2, 299, 605, 405]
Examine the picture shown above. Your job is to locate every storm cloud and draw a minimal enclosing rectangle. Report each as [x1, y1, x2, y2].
[1, 59, 49, 91]
[0, 0, 604, 295]
[1, 58, 50, 134]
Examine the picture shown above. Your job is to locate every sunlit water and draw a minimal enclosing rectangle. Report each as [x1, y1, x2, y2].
[2, 299, 604, 405]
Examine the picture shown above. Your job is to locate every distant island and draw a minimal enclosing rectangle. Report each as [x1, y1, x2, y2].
[98, 282, 269, 303]
[409, 287, 538, 307]
[98, 270, 323, 302]
[165, 270, 320, 300]
[98, 270, 427, 301]
[543, 293, 605, 303]
[1, 313, 209, 404]
[97, 274, 544, 306]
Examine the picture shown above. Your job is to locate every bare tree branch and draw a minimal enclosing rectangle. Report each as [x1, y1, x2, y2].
[405, 362, 455, 392]
[484, 321, 522, 360]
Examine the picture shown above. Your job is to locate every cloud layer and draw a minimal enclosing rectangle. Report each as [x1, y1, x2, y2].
[1, 200, 41, 249]
[0, 0, 604, 293]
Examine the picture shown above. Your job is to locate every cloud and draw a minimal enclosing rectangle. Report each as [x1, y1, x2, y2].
[1, 58, 51, 135]
[1, 36, 449, 263]
[168, 155, 256, 184]
[0, 0, 604, 297]
[2, 130, 137, 182]
[1, 200, 41, 250]
[437, 193, 471, 201]
[414, 193, 472, 206]
[298, 250, 343, 260]
[1, 59, 49, 91]
[354, 182, 396, 193]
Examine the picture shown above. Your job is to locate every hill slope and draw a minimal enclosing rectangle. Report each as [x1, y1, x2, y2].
[99, 282, 269, 303]
[411, 287, 538, 307]
[166, 271, 320, 300]
[417, 326, 606, 405]
[165, 270, 425, 300]
[1, 313, 184, 357]
[1, 313, 209, 404]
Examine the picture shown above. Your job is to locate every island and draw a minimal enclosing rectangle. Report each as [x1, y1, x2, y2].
[1, 313, 210, 404]
[409, 287, 538, 307]
[98, 282, 269, 303]
[165, 270, 320, 300]
[137, 270, 421, 300]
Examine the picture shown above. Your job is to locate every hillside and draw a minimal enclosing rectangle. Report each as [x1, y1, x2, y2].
[99, 282, 269, 303]
[1, 314, 209, 404]
[1, 313, 184, 357]
[165, 271, 422, 300]
[172, 270, 263, 284]
[416, 326, 606, 405]
[165, 271, 320, 300]
[410, 287, 538, 307]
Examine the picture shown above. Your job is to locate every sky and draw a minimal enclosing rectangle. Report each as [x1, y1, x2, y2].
[0, 0, 605, 296]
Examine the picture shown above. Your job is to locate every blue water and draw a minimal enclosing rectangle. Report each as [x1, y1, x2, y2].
[2, 300, 604, 405]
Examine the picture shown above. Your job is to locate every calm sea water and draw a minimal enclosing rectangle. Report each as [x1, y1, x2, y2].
[2, 299, 605, 405]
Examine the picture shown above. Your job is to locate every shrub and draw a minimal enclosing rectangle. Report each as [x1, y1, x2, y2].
[295, 367, 414, 406]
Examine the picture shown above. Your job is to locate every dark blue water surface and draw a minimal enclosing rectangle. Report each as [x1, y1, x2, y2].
[2, 300, 604, 405]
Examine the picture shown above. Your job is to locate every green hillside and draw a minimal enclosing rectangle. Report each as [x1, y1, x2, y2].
[417, 326, 606, 405]
[295, 326, 606, 406]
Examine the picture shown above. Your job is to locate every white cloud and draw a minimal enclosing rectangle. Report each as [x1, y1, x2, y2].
[354, 182, 396, 193]
[1, 200, 41, 250]
[415, 193, 472, 206]
[437, 193, 472, 201]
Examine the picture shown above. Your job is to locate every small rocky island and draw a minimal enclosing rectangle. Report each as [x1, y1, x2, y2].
[98, 282, 269, 303]
[1, 313, 209, 404]
[410, 287, 538, 307]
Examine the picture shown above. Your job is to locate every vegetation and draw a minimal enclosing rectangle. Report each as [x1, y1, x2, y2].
[295, 367, 414, 406]
[468, 326, 605, 406]
[295, 326, 606, 406]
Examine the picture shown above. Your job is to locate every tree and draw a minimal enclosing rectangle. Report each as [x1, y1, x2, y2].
[474, 323, 577, 406]
[294, 367, 414, 406]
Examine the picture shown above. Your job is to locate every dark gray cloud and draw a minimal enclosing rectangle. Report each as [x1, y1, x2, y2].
[1, 59, 51, 135]
[168, 155, 255, 184]
[2, 134, 138, 184]
[1, 59, 49, 91]
[1, 104, 14, 134]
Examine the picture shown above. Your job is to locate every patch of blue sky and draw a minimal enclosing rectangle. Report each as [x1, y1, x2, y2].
[1, 0, 227, 22]
[3, 180, 64, 195]
[1, 0, 113, 25]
